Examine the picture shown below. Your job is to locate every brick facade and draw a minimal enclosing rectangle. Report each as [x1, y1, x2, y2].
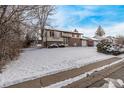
[68, 38, 82, 47]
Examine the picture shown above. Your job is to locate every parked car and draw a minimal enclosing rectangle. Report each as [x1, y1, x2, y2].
[48, 43, 58, 48]
[112, 50, 121, 55]
[58, 43, 65, 48]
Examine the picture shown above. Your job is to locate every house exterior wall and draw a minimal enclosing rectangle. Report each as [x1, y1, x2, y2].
[68, 38, 82, 47]
[43, 30, 63, 42]
[62, 32, 72, 37]
[46, 37, 63, 42]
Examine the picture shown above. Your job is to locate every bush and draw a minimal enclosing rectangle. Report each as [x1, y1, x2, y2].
[97, 40, 121, 55]
[97, 40, 111, 54]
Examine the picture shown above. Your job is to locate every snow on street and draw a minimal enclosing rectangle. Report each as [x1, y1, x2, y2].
[0, 47, 114, 87]
[101, 78, 124, 88]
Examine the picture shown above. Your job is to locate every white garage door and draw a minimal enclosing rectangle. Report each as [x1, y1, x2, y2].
[82, 40, 87, 47]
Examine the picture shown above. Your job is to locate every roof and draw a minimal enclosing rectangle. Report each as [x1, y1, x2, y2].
[45, 28, 83, 35]
[82, 36, 89, 40]
[91, 37, 99, 41]
[93, 35, 106, 40]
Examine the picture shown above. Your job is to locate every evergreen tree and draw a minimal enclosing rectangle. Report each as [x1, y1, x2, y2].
[95, 25, 105, 37]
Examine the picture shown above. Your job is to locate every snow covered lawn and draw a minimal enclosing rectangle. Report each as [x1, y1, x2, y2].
[0, 47, 114, 87]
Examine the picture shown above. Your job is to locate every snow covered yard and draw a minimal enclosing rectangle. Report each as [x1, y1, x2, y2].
[0, 47, 114, 87]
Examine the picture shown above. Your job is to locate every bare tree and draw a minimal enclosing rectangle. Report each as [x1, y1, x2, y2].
[28, 5, 56, 48]
[0, 5, 56, 70]
[0, 5, 36, 70]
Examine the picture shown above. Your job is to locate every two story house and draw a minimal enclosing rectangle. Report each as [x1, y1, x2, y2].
[42, 29, 83, 47]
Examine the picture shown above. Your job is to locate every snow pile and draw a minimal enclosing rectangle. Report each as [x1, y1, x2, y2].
[0, 47, 114, 87]
[101, 78, 124, 88]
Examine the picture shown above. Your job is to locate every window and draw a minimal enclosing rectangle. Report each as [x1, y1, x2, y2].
[64, 38, 68, 44]
[77, 34, 79, 38]
[72, 34, 74, 37]
[72, 34, 77, 38]
[60, 32, 62, 37]
[50, 31, 54, 37]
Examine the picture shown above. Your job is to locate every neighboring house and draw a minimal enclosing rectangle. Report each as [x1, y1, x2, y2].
[82, 36, 95, 47]
[87, 39, 94, 47]
[37, 29, 83, 47]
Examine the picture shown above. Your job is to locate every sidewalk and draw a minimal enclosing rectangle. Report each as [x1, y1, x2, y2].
[65, 58, 124, 88]
[7, 57, 121, 88]
[89, 63, 124, 88]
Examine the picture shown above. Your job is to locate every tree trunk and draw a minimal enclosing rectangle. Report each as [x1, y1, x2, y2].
[46, 30, 48, 48]
[40, 28, 44, 48]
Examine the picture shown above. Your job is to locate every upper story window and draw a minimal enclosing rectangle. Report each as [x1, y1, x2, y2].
[60, 32, 62, 37]
[72, 34, 74, 37]
[72, 34, 77, 38]
[74, 34, 77, 38]
[77, 34, 79, 38]
[50, 31, 54, 37]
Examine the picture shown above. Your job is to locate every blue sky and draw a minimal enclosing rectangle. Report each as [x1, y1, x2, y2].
[52, 5, 124, 37]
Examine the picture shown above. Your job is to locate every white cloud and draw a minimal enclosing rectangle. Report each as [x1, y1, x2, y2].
[72, 10, 94, 20]
[105, 22, 124, 36]
[65, 26, 97, 37]
[51, 6, 98, 29]
[54, 22, 124, 38]
[51, 6, 124, 37]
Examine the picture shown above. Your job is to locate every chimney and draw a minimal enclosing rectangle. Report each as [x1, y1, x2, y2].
[74, 29, 78, 32]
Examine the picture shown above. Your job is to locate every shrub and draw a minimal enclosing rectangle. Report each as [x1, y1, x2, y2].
[96, 40, 112, 54]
